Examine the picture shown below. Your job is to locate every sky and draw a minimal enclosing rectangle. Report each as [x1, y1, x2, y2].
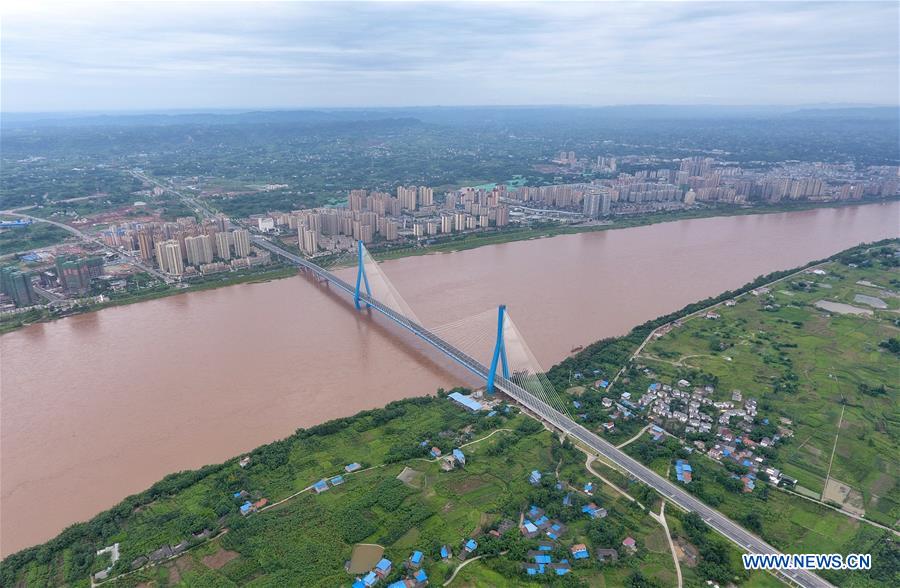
[2, 1, 898, 112]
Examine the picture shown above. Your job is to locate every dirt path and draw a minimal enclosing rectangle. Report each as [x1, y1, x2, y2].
[823, 405, 845, 491]
[650, 500, 683, 588]
[442, 555, 483, 586]
[580, 450, 638, 505]
[776, 486, 899, 537]
[616, 424, 652, 449]
[460, 428, 513, 448]
[610, 261, 830, 391]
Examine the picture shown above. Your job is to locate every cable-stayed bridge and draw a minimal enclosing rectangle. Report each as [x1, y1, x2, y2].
[253, 235, 832, 588]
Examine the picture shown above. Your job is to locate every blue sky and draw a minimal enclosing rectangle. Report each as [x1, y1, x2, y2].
[2, 1, 898, 112]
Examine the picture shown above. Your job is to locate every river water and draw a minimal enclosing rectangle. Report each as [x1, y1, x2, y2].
[2, 202, 897, 556]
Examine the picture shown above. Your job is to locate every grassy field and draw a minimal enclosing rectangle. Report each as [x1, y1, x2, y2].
[2, 394, 691, 587]
[0, 221, 73, 253]
[638, 246, 899, 528]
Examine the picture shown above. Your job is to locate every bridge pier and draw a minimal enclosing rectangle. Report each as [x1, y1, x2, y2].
[354, 240, 372, 309]
[486, 305, 510, 394]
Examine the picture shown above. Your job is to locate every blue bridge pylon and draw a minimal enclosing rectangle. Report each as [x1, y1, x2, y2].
[354, 240, 372, 309]
[487, 304, 510, 394]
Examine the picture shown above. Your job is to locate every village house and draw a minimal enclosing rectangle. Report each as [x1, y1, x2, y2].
[595, 548, 619, 563]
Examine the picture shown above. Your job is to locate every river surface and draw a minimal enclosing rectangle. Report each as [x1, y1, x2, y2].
[2, 202, 898, 556]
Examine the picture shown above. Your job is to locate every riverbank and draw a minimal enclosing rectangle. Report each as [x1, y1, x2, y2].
[0, 264, 298, 334]
[3, 198, 895, 336]
[0, 393, 764, 588]
[365, 198, 899, 262]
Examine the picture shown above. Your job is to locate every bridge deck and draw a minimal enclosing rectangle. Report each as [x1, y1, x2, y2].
[254, 236, 832, 588]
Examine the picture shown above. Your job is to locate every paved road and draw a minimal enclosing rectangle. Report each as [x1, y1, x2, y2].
[130, 170, 217, 221]
[255, 236, 833, 588]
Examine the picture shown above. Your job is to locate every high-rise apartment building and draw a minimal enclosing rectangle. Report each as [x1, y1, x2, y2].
[441, 214, 455, 234]
[495, 205, 509, 227]
[583, 191, 601, 218]
[352, 221, 374, 244]
[349, 190, 368, 211]
[398, 186, 417, 211]
[56, 256, 104, 294]
[137, 230, 154, 261]
[418, 186, 434, 207]
[232, 229, 251, 258]
[155, 240, 184, 276]
[383, 220, 399, 241]
[215, 231, 232, 260]
[298, 226, 319, 255]
[185, 234, 214, 266]
[0, 266, 36, 307]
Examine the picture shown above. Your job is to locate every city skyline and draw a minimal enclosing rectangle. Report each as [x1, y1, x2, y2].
[2, 1, 898, 112]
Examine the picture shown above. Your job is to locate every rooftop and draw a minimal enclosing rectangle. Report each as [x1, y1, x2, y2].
[448, 391, 483, 411]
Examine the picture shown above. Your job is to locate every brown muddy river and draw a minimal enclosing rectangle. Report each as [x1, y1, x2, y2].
[2, 202, 898, 555]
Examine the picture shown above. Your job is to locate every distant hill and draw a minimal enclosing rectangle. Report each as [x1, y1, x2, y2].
[3, 104, 897, 130]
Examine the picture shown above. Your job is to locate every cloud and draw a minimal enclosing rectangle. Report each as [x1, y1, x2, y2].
[1, 1, 897, 111]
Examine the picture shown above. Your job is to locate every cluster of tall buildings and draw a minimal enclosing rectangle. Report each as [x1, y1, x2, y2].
[100, 217, 259, 276]
[258, 184, 510, 256]
[514, 184, 587, 208]
[593, 157, 617, 173]
[0, 266, 36, 307]
[553, 151, 578, 165]
[1, 254, 110, 308]
[55, 255, 104, 294]
[513, 156, 899, 214]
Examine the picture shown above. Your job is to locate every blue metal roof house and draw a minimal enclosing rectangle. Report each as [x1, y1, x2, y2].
[374, 558, 392, 576]
[330, 475, 345, 486]
[409, 550, 423, 567]
[465, 539, 478, 552]
[675, 460, 693, 483]
[312, 479, 329, 493]
[529, 470, 542, 485]
[345, 462, 362, 473]
[452, 448, 466, 464]
[440, 545, 451, 559]
[571, 544, 590, 560]
[448, 391, 483, 412]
